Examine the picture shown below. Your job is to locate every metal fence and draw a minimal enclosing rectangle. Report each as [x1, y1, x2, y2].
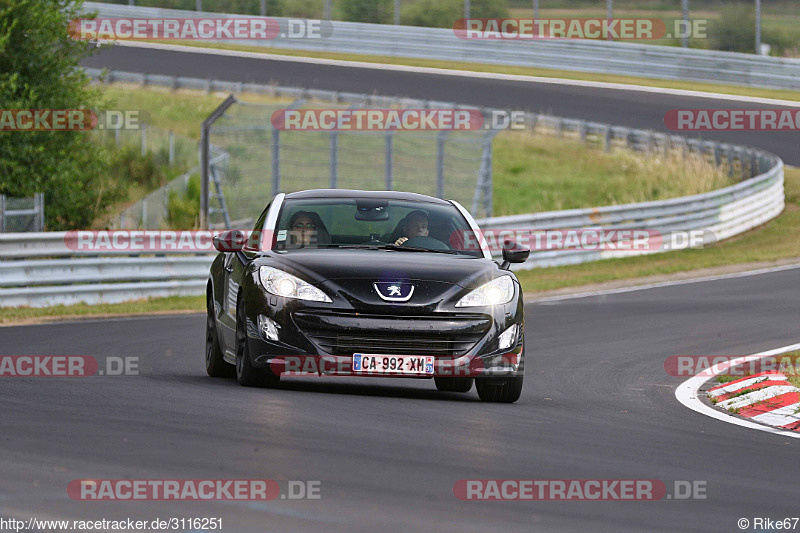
[84, 2, 800, 91]
[0, 194, 45, 233]
[202, 96, 495, 228]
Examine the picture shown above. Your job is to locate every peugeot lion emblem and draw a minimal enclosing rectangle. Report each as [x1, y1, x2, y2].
[373, 281, 414, 302]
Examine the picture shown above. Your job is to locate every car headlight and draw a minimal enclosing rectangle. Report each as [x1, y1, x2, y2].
[455, 276, 514, 307]
[259, 266, 332, 303]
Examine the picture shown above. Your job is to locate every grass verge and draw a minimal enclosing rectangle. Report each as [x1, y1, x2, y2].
[0, 295, 205, 326]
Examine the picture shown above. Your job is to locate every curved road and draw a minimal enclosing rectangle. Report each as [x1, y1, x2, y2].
[81, 43, 800, 165]
[1, 267, 798, 531]
[3, 42, 792, 531]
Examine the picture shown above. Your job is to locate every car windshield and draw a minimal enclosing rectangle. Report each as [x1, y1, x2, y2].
[270, 197, 483, 257]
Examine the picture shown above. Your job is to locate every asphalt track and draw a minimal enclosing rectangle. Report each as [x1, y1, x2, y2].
[3, 43, 792, 531]
[1, 267, 799, 532]
[80, 44, 800, 165]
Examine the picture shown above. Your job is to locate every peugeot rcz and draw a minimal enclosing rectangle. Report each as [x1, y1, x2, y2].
[205, 189, 529, 402]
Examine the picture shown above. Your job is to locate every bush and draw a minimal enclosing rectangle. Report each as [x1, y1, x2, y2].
[709, 5, 755, 53]
[167, 174, 201, 229]
[338, 0, 393, 24]
[470, 0, 510, 19]
[108, 146, 165, 191]
[402, 0, 461, 28]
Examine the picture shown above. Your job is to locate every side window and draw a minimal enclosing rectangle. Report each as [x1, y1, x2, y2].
[244, 204, 270, 251]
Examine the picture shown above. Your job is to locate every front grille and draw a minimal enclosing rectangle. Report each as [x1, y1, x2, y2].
[293, 311, 490, 357]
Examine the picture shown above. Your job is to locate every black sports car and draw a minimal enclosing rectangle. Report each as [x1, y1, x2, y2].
[205, 189, 530, 402]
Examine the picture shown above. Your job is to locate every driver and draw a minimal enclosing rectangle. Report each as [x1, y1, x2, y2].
[394, 210, 429, 246]
[287, 211, 320, 248]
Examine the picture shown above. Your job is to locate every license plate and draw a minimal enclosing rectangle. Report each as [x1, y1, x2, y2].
[352, 354, 434, 375]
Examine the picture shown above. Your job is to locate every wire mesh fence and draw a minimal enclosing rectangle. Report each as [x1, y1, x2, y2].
[205, 98, 494, 229]
[0, 194, 45, 233]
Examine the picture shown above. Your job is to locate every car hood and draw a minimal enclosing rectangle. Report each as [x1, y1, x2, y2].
[257, 248, 500, 289]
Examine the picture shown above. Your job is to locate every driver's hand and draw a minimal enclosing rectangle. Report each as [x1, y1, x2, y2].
[394, 237, 408, 246]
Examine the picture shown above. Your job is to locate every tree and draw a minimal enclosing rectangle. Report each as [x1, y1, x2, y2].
[0, 0, 108, 229]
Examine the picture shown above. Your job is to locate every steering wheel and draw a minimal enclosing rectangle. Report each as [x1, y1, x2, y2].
[401, 236, 450, 250]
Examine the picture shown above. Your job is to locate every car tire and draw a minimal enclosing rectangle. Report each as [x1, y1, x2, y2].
[235, 298, 280, 388]
[434, 376, 473, 393]
[206, 292, 234, 378]
[475, 375, 523, 403]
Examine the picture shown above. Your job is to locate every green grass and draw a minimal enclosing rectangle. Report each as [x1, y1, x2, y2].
[0, 295, 205, 326]
[515, 166, 800, 293]
[97, 84, 297, 140]
[150, 41, 800, 103]
[493, 131, 731, 215]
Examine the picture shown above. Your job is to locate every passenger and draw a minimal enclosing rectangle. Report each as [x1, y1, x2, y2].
[394, 210, 429, 246]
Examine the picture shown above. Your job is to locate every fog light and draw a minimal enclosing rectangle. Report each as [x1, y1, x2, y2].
[258, 315, 280, 341]
[498, 324, 518, 350]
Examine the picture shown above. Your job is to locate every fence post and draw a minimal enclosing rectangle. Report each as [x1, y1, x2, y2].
[329, 131, 338, 189]
[604, 126, 612, 152]
[271, 128, 280, 197]
[142, 198, 148, 228]
[483, 131, 495, 217]
[36, 192, 45, 231]
[200, 95, 236, 229]
[436, 131, 448, 198]
[196, 0, 202, 11]
[141, 124, 147, 156]
[0, 194, 5, 233]
[385, 131, 393, 190]
[260, 0, 266, 16]
[169, 130, 175, 165]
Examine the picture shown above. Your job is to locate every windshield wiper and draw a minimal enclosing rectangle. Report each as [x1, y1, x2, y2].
[377, 244, 460, 255]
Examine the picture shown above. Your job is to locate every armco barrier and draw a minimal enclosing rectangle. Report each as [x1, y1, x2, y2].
[82, 2, 800, 91]
[0, 234, 214, 307]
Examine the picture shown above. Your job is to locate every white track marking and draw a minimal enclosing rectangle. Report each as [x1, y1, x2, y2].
[528, 262, 800, 304]
[675, 343, 800, 439]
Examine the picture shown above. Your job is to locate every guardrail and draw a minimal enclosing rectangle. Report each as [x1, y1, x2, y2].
[0, 232, 213, 307]
[83, 2, 800, 91]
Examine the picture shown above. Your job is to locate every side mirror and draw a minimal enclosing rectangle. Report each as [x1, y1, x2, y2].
[213, 230, 246, 252]
[500, 242, 530, 270]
